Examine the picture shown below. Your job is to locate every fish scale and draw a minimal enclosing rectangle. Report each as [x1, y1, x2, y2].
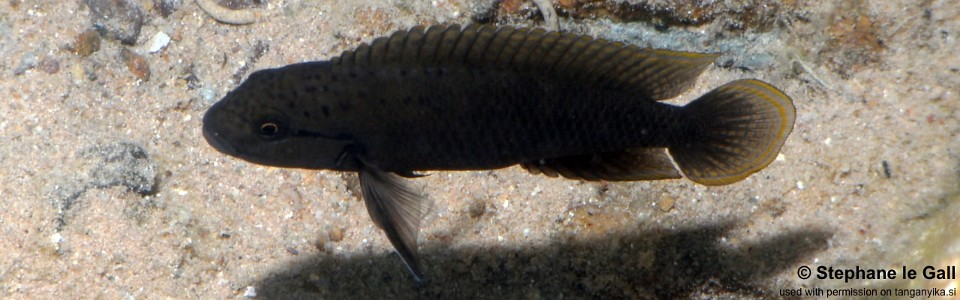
[202, 24, 796, 281]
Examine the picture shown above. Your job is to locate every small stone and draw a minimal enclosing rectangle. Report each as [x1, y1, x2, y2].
[467, 198, 485, 219]
[243, 286, 257, 298]
[199, 88, 216, 103]
[558, 0, 577, 8]
[84, 0, 145, 45]
[38, 57, 60, 74]
[70, 63, 86, 84]
[51, 142, 159, 229]
[146, 31, 171, 53]
[314, 239, 326, 252]
[657, 195, 676, 212]
[184, 73, 201, 90]
[327, 227, 343, 242]
[120, 48, 150, 81]
[73, 29, 101, 57]
[13, 51, 38, 75]
[881, 160, 892, 179]
[498, 0, 527, 15]
[82, 61, 98, 81]
[530, 186, 542, 196]
[50, 232, 64, 250]
[81, 142, 159, 195]
[153, 0, 182, 18]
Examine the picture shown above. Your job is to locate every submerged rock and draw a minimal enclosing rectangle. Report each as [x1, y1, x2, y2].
[83, 0, 145, 45]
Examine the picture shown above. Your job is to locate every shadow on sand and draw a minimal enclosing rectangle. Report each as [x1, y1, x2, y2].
[254, 221, 830, 299]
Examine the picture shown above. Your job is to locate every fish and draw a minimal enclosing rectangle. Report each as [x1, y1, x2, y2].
[202, 24, 796, 282]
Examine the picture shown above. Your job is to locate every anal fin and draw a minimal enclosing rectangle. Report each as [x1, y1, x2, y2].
[358, 164, 426, 282]
[521, 148, 682, 182]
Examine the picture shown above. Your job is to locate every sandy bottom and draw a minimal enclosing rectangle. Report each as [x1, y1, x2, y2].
[0, 0, 957, 299]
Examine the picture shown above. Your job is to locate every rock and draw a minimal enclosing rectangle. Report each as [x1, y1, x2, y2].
[199, 87, 216, 103]
[146, 31, 171, 53]
[243, 286, 257, 298]
[467, 198, 486, 219]
[120, 48, 150, 81]
[73, 28, 101, 57]
[153, 0, 182, 18]
[38, 57, 60, 74]
[80, 142, 158, 196]
[83, 0, 145, 45]
[50, 142, 159, 230]
[327, 227, 344, 242]
[13, 51, 38, 75]
[657, 195, 676, 212]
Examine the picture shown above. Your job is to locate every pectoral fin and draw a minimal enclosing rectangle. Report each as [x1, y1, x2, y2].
[521, 148, 682, 181]
[358, 164, 426, 281]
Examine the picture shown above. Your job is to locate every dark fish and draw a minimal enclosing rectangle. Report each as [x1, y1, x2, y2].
[202, 24, 796, 281]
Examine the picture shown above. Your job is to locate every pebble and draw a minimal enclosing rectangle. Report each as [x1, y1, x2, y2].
[49, 232, 64, 251]
[146, 31, 171, 53]
[327, 227, 343, 242]
[73, 29, 101, 57]
[657, 195, 676, 212]
[120, 48, 150, 81]
[243, 286, 257, 298]
[467, 198, 485, 219]
[153, 0, 182, 18]
[13, 51, 38, 75]
[38, 57, 60, 74]
[50, 142, 159, 229]
[183, 72, 201, 90]
[199, 87, 217, 103]
[81, 142, 159, 196]
[530, 186, 542, 196]
[70, 63, 86, 84]
[83, 0, 145, 45]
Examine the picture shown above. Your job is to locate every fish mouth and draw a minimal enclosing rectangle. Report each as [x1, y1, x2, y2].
[202, 106, 240, 157]
[202, 126, 240, 156]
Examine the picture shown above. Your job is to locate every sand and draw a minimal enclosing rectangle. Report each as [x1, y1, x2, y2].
[0, 0, 957, 299]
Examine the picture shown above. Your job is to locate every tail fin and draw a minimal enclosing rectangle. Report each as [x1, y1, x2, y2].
[669, 79, 796, 186]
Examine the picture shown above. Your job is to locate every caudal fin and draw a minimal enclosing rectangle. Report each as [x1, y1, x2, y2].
[669, 79, 796, 186]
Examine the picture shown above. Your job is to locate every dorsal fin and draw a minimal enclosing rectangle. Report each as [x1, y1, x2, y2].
[331, 24, 719, 100]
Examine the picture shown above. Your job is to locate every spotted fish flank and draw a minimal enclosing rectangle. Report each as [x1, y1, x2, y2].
[202, 24, 796, 281]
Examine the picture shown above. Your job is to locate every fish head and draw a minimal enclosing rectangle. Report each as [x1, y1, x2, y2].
[202, 68, 358, 171]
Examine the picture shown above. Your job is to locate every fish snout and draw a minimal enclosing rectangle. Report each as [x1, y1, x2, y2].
[202, 103, 241, 156]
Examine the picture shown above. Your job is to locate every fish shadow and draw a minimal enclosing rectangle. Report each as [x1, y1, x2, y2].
[254, 221, 831, 299]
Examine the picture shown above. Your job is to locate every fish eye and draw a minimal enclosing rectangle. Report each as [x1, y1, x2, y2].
[255, 118, 287, 139]
[260, 122, 279, 134]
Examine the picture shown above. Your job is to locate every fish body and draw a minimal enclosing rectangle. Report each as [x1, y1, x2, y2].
[202, 24, 796, 281]
[219, 61, 684, 172]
